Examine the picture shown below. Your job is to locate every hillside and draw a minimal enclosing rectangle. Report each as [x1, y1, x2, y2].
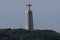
[0, 29, 60, 40]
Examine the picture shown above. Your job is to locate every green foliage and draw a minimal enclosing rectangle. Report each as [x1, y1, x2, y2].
[0, 29, 60, 40]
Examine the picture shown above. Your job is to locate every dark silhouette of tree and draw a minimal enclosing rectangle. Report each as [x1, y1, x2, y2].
[0, 29, 60, 40]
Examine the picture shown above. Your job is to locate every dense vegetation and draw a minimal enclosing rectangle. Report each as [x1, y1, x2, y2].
[0, 28, 60, 40]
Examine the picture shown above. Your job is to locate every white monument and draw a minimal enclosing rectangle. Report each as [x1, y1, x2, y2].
[26, 3, 34, 30]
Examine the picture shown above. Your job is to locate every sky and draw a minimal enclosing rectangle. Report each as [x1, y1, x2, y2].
[0, 0, 60, 32]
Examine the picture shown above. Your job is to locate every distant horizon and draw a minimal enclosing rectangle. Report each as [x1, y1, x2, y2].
[0, 27, 59, 33]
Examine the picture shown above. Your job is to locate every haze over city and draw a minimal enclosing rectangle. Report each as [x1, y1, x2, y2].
[0, 0, 60, 32]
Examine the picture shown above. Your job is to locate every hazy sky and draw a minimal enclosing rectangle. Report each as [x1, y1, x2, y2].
[0, 0, 60, 32]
